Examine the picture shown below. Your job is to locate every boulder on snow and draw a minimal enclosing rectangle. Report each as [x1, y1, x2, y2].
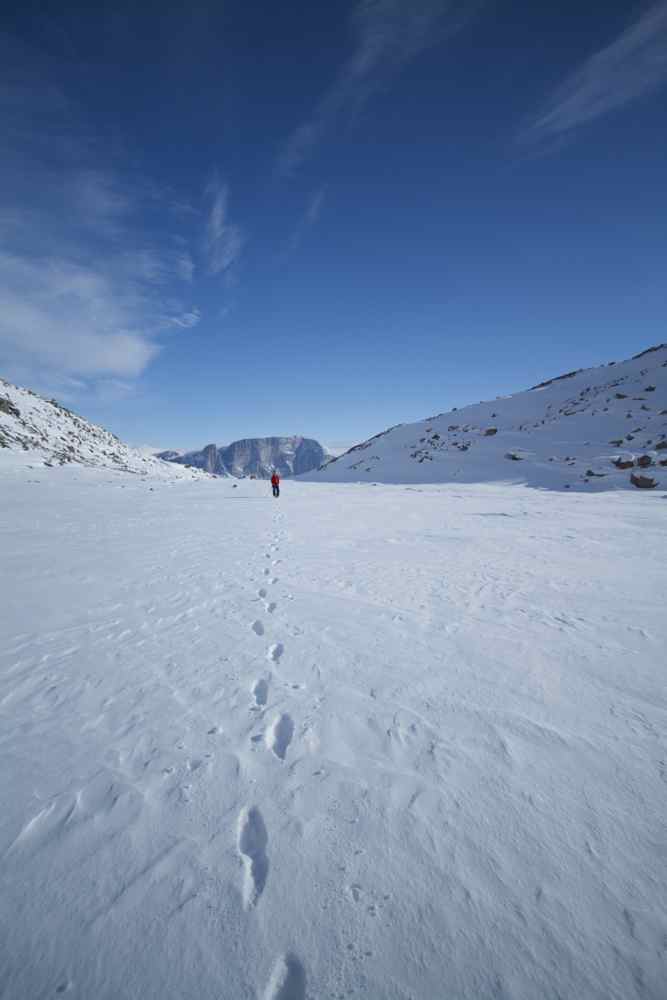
[655, 440, 667, 451]
[609, 439, 623, 446]
[505, 452, 523, 461]
[484, 427, 498, 436]
[636, 455, 653, 468]
[613, 458, 634, 470]
[630, 473, 657, 489]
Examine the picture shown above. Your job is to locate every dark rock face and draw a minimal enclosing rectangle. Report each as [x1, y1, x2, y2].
[160, 436, 327, 479]
[0, 397, 20, 418]
[630, 473, 657, 489]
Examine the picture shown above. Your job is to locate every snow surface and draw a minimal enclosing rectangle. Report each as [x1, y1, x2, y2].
[1, 464, 666, 999]
[303, 344, 667, 490]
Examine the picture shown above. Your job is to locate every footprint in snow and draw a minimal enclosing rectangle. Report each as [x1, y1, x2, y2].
[237, 806, 268, 909]
[252, 677, 269, 707]
[267, 713, 294, 760]
[264, 954, 306, 1000]
[251, 620, 265, 636]
[267, 643, 284, 663]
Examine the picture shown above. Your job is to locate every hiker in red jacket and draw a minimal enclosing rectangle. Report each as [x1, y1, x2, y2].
[271, 471, 280, 498]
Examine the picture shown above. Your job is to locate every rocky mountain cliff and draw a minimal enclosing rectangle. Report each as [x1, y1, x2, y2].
[301, 344, 667, 491]
[159, 436, 327, 478]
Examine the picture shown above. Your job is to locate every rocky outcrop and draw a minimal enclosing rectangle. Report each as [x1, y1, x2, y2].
[161, 436, 327, 479]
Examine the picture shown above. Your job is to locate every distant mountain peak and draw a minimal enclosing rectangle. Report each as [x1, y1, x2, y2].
[158, 435, 328, 478]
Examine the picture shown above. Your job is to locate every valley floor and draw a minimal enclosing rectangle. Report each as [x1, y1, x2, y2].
[1, 470, 666, 999]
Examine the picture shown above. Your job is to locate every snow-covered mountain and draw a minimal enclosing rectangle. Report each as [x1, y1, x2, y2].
[304, 344, 667, 490]
[0, 377, 207, 480]
[160, 436, 328, 478]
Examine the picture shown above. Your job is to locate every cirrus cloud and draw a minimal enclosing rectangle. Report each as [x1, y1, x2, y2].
[525, 1, 667, 140]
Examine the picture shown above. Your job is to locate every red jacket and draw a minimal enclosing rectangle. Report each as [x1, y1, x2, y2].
[271, 473, 280, 486]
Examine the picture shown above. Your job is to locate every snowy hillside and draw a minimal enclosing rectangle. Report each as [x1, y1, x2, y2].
[160, 436, 328, 478]
[0, 378, 207, 480]
[306, 344, 667, 490]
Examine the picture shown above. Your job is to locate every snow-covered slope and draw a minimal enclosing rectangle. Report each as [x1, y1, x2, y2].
[160, 436, 328, 478]
[0, 377, 207, 480]
[305, 344, 667, 490]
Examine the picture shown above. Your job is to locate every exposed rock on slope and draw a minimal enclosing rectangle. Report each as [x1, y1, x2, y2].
[0, 377, 206, 479]
[160, 436, 327, 478]
[302, 344, 667, 491]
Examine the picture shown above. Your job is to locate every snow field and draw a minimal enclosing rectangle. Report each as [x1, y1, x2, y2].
[1, 469, 666, 999]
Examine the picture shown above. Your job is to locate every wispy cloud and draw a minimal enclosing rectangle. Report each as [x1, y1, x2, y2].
[306, 188, 326, 225]
[278, 0, 480, 175]
[0, 37, 200, 396]
[284, 188, 328, 257]
[167, 307, 201, 329]
[526, 1, 667, 140]
[204, 174, 244, 275]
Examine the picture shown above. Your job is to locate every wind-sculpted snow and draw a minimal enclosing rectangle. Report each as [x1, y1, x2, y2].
[1, 470, 665, 998]
[0, 377, 208, 480]
[303, 343, 667, 490]
[159, 435, 328, 478]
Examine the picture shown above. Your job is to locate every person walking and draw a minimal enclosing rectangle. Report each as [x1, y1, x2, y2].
[271, 470, 280, 498]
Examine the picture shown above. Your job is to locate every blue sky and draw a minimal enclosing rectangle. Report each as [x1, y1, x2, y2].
[1, 1, 666, 451]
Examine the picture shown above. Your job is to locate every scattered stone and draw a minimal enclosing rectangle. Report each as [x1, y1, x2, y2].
[655, 440, 667, 451]
[613, 458, 634, 470]
[484, 428, 498, 436]
[645, 385, 656, 392]
[636, 455, 653, 468]
[505, 452, 523, 461]
[630, 473, 657, 489]
[609, 439, 624, 447]
[615, 393, 627, 399]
